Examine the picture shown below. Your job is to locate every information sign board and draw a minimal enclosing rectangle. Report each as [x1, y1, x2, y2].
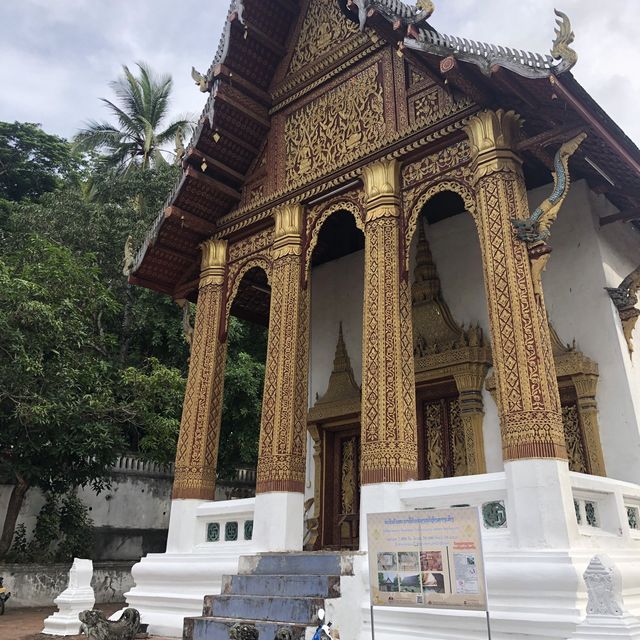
[367, 507, 487, 611]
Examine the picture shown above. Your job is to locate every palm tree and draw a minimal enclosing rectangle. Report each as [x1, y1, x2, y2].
[75, 62, 191, 173]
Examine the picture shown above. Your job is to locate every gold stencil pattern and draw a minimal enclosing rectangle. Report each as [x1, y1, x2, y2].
[285, 65, 385, 184]
[288, 0, 359, 74]
[360, 159, 419, 484]
[466, 110, 566, 462]
[173, 244, 228, 499]
[256, 207, 309, 494]
[562, 403, 588, 474]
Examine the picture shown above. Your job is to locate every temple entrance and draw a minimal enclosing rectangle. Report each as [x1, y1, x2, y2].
[417, 382, 467, 480]
[307, 206, 365, 551]
[319, 423, 360, 550]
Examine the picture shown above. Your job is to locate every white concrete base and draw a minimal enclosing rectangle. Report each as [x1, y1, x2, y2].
[572, 614, 640, 639]
[120, 497, 257, 637]
[42, 558, 95, 636]
[121, 550, 248, 637]
[253, 491, 304, 552]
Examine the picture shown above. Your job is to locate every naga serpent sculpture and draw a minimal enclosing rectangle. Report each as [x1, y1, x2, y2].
[512, 132, 587, 244]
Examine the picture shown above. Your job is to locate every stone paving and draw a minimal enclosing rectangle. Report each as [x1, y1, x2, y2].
[0, 603, 172, 640]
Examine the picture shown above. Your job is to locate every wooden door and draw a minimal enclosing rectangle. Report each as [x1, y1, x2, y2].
[417, 383, 468, 480]
[321, 425, 360, 550]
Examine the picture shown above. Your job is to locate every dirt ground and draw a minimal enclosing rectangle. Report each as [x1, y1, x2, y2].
[0, 602, 173, 640]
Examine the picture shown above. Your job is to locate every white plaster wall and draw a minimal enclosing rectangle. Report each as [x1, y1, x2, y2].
[309, 249, 365, 403]
[307, 249, 365, 499]
[538, 179, 640, 483]
[594, 191, 640, 415]
[76, 472, 171, 530]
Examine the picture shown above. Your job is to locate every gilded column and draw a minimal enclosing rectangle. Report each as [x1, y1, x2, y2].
[360, 158, 419, 484]
[173, 239, 228, 500]
[454, 371, 487, 475]
[572, 374, 606, 476]
[465, 110, 567, 462]
[256, 204, 309, 494]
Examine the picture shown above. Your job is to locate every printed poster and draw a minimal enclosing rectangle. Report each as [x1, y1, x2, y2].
[367, 507, 487, 611]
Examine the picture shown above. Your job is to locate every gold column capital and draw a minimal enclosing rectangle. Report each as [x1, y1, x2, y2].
[199, 238, 228, 288]
[272, 203, 304, 258]
[464, 109, 524, 180]
[362, 158, 401, 221]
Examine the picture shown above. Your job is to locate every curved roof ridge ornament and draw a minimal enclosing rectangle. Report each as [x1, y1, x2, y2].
[551, 9, 578, 74]
[348, 0, 434, 32]
[355, 3, 577, 79]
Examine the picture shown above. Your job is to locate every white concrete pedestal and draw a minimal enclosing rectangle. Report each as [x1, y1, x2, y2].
[42, 558, 94, 636]
[253, 491, 304, 552]
[572, 556, 640, 639]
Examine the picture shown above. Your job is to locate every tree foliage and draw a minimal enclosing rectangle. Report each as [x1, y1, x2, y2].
[0, 64, 266, 559]
[0, 121, 78, 202]
[74, 63, 190, 173]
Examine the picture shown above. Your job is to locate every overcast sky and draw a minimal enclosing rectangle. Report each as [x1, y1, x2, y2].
[1, 0, 638, 146]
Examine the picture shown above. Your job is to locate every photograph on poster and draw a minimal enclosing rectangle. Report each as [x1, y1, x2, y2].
[398, 551, 420, 572]
[421, 571, 446, 594]
[420, 550, 443, 572]
[377, 552, 398, 572]
[399, 572, 422, 593]
[378, 571, 399, 592]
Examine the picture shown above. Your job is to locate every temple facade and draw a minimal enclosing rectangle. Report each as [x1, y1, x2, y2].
[124, 1, 640, 638]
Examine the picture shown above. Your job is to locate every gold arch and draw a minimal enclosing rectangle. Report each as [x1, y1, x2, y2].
[304, 199, 365, 277]
[405, 180, 476, 271]
[225, 255, 273, 328]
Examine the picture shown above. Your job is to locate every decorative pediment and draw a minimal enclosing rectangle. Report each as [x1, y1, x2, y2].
[412, 221, 491, 378]
[308, 323, 361, 423]
[287, 0, 360, 76]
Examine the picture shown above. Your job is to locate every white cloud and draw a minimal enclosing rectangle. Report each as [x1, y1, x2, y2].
[0, 0, 638, 146]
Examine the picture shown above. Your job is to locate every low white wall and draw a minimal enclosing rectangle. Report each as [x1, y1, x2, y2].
[0, 561, 134, 608]
[0, 457, 173, 561]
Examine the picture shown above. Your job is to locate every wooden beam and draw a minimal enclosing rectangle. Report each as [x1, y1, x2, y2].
[187, 148, 246, 184]
[439, 56, 492, 106]
[186, 165, 242, 201]
[215, 89, 271, 130]
[156, 242, 194, 262]
[212, 125, 262, 156]
[164, 205, 217, 236]
[599, 207, 640, 226]
[214, 64, 272, 106]
[550, 74, 640, 177]
[517, 124, 587, 153]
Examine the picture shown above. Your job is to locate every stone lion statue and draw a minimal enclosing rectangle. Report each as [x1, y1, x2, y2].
[228, 622, 259, 640]
[79, 608, 140, 640]
[275, 627, 293, 640]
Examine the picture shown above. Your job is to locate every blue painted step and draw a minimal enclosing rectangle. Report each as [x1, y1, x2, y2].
[239, 553, 344, 576]
[187, 617, 305, 640]
[221, 574, 341, 598]
[210, 594, 324, 624]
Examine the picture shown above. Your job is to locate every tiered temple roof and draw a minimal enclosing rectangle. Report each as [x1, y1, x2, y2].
[130, 0, 640, 299]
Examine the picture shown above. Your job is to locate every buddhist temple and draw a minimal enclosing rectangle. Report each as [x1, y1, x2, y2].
[124, 1, 640, 638]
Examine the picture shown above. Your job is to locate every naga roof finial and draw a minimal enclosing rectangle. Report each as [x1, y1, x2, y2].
[551, 9, 578, 72]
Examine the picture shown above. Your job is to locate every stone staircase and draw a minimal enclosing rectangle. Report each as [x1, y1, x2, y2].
[184, 553, 346, 640]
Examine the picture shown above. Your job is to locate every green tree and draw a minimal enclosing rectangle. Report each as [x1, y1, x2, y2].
[118, 358, 186, 465]
[0, 235, 124, 558]
[217, 318, 267, 479]
[0, 122, 78, 202]
[74, 63, 190, 173]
